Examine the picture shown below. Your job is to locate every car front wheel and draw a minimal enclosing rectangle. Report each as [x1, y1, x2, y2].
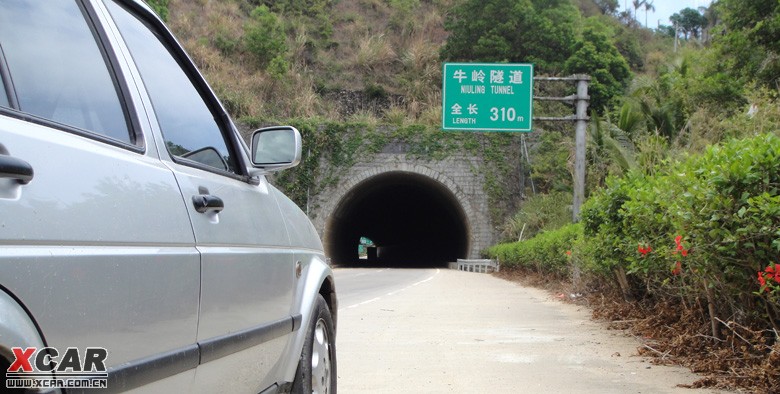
[292, 294, 336, 394]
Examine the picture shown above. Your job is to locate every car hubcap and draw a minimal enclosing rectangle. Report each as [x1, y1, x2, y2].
[311, 318, 331, 394]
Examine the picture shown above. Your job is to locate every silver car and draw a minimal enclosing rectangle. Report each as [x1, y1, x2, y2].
[0, 0, 336, 393]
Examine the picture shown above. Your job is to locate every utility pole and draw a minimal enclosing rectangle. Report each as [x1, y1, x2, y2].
[573, 77, 589, 222]
[532, 75, 590, 222]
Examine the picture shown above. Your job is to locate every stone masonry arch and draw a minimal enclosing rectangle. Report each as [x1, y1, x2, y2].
[309, 152, 495, 265]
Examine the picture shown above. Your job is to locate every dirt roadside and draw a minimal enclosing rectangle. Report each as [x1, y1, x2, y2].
[336, 268, 730, 393]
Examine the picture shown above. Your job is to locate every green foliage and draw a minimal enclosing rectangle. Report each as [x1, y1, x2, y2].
[563, 25, 631, 112]
[669, 7, 707, 39]
[258, 0, 332, 17]
[612, 25, 644, 71]
[267, 56, 290, 79]
[440, 0, 579, 73]
[144, 0, 169, 21]
[528, 131, 572, 194]
[244, 6, 288, 68]
[593, 0, 618, 15]
[587, 111, 636, 189]
[487, 223, 582, 278]
[501, 192, 572, 242]
[387, 0, 420, 32]
[579, 173, 638, 275]
[714, 0, 780, 88]
[628, 70, 687, 141]
[580, 133, 780, 329]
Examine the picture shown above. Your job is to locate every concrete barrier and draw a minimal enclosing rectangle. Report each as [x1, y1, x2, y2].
[451, 259, 499, 273]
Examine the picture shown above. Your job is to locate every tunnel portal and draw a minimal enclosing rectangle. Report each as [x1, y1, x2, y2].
[324, 171, 470, 267]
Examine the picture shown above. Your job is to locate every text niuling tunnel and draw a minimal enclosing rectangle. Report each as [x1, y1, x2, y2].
[324, 171, 470, 267]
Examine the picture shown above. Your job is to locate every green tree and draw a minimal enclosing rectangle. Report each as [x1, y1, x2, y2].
[669, 7, 706, 39]
[631, 0, 644, 21]
[714, 0, 780, 87]
[563, 26, 631, 113]
[440, 0, 580, 74]
[594, 0, 619, 15]
[643, 0, 655, 28]
[244, 6, 288, 69]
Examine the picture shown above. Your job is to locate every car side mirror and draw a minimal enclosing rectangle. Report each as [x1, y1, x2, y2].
[250, 126, 302, 174]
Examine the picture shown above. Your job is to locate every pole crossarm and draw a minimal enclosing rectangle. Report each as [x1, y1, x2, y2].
[531, 75, 590, 222]
[533, 94, 578, 104]
[533, 115, 590, 122]
[533, 75, 591, 82]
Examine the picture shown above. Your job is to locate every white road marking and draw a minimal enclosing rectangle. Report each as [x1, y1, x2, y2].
[341, 269, 439, 310]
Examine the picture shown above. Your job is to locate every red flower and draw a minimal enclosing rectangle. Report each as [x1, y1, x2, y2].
[673, 236, 689, 256]
[758, 271, 767, 287]
[637, 244, 651, 256]
[566, 250, 572, 256]
[764, 264, 780, 284]
[672, 261, 682, 275]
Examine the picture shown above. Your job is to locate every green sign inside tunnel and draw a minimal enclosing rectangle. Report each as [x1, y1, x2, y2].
[442, 63, 534, 132]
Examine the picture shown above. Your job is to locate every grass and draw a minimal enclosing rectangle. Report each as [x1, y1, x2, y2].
[165, 0, 451, 124]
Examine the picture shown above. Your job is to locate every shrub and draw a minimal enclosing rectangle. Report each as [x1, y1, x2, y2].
[244, 6, 288, 68]
[501, 191, 572, 242]
[487, 223, 582, 279]
[580, 133, 780, 332]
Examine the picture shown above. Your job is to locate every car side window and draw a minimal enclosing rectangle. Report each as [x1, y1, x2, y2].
[105, 0, 238, 174]
[0, 0, 132, 143]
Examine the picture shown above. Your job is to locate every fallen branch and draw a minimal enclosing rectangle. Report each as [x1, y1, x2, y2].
[642, 344, 671, 360]
[714, 317, 756, 348]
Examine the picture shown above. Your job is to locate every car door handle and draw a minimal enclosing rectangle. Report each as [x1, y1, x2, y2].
[192, 194, 224, 213]
[0, 154, 34, 184]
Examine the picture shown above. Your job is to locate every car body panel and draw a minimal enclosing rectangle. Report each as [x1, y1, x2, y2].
[0, 0, 335, 391]
[0, 115, 200, 367]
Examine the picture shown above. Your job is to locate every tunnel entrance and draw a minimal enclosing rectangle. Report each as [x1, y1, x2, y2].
[325, 171, 470, 267]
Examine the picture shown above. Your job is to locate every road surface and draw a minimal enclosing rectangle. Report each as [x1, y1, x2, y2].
[334, 267, 727, 394]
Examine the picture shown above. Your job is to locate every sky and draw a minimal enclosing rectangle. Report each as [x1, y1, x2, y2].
[617, 0, 713, 28]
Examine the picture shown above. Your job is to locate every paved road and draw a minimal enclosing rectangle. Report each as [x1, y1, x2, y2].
[334, 268, 728, 394]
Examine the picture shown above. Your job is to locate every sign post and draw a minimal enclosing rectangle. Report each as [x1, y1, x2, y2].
[442, 63, 534, 132]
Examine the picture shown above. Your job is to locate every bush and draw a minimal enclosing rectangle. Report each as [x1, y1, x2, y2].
[580, 133, 780, 332]
[487, 223, 582, 279]
[501, 191, 572, 242]
[244, 6, 288, 68]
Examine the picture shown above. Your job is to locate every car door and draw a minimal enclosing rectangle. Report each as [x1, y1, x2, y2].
[101, 1, 297, 391]
[0, 0, 200, 390]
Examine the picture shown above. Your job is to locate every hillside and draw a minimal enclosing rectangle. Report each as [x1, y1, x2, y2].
[163, 0, 453, 123]
[157, 0, 661, 125]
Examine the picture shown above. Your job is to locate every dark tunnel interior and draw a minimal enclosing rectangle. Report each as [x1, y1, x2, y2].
[325, 172, 470, 267]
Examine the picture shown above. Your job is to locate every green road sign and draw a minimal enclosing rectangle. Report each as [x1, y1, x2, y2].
[442, 63, 534, 132]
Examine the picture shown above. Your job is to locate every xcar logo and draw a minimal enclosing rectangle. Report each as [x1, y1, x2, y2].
[6, 347, 108, 389]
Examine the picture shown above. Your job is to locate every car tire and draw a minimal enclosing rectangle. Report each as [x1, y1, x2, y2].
[292, 294, 336, 394]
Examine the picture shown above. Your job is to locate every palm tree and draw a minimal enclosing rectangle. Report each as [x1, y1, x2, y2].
[631, 0, 645, 22]
[644, 0, 655, 27]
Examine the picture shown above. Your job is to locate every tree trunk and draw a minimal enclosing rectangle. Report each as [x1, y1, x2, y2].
[614, 266, 635, 302]
[702, 279, 720, 340]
